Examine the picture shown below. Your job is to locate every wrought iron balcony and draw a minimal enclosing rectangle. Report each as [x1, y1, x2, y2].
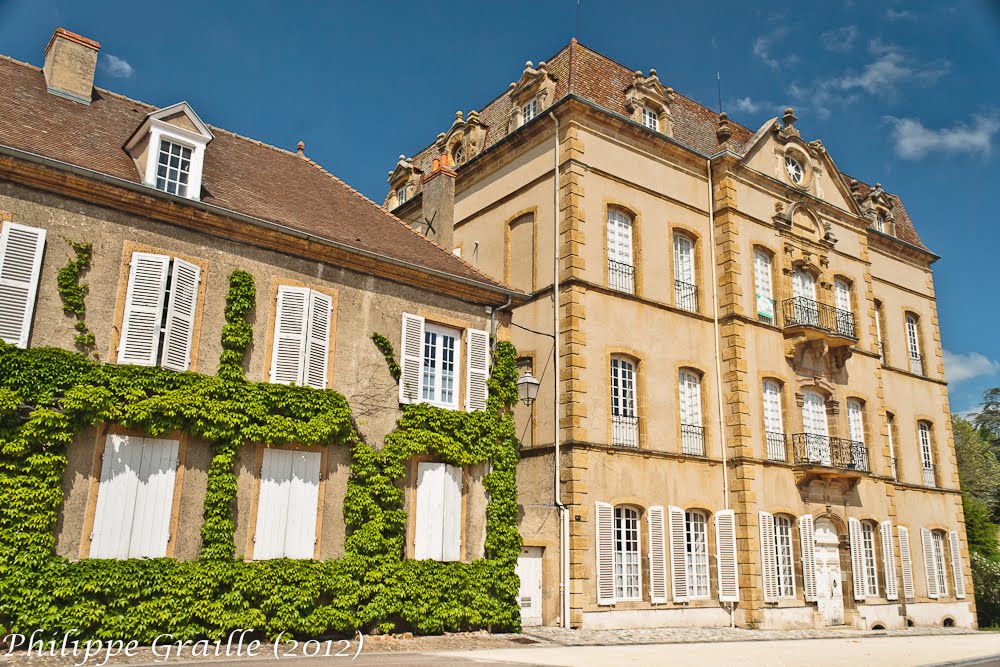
[791, 433, 869, 472]
[608, 260, 635, 294]
[909, 352, 924, 376]
[781, 297, 856, 339]
[922, 465, 936, 487]
[681, 424, 705, 455]
[674, 280, 698, 312]
[612, 414, 639, 448]
[765, 431, 787, 462]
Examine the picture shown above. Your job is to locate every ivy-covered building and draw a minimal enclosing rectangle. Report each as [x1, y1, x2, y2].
[386, 41, 974, 630]
[0, 28, 527, 639]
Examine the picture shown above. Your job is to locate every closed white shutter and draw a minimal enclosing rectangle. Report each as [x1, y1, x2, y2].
[595, 502, 615, 605]
[881, 520, 899, 601]
[253, 448, 293, 560]
[848, 518, 867, 600]
[760, 511, 778, 603]
[441, 463, 463, 561]
[949, 530, 966, 599]
[715, 509, 739, 602]
[119, 253, 170, 366]
[647, 506, 668, 603]
[303, 290, 332, 389]
[0, 222, 46, 348]
[414, 462, 445, 560]
[269, 286, 309, 385]
[921, 527, 939, 599]
[127, 438, 179, 558]
[465, 328, 489, 412]
[90, 434, 143, 558]
[283, 450, 321, 558]
[399, 313, 425, 403]
[898, 526, 915, 600]
[668, 505, 688, 602]
[159, 259, 200, 371]
[799, 514, 817, 601]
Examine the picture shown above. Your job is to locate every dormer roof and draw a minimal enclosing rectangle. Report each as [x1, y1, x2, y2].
[124, 101, 214, 151]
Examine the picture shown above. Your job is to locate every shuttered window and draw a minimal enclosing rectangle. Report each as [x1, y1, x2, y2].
[647, 506, 668, 604]
[931, 530, 949, 597]
[613, 506, 641, 600]
[799, 514, 818, 601]
[753, 248, 775, 324]
[269, 285, 332, 389]
[118, 252, 201, 370]
[881, 520, 899, 600]
[948, 530, 967, 599]
[89, 434, 179, 559]
[0, 222, 46, 348]
[715, 509, 739, 602]
[252, 448, 322, 560]
[685, 510, 710, 599]
[667, 506, 688, 602]
[397, 314, 484, 411]
[595, 502, 616, 605]
[920, 528, 943, 599]
[759, 511, 779, 603]
[413, 462, 462, 561]
[774, 515, 795, 598]
[849, 517, 876, 600]
[861, 521, 879, 598]
[465, 329, 489, 411]
[898, 525, 916, 600]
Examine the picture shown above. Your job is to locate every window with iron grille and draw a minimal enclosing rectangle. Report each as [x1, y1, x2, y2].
[918, 421, 935, 487]
[611, 356, 638, 447]
[906, 314, 923, 375]
[763, 379, 785, 461]
[673, 233, 697, 312]
[679, 369, 704, 455]
[607, 209, 635, 294]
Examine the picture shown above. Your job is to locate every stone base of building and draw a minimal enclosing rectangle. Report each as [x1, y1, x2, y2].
[580, 606, 732, 629]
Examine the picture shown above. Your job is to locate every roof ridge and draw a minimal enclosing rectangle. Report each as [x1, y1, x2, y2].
[296, 154, 508, 289]
[0, 53, 41, 72]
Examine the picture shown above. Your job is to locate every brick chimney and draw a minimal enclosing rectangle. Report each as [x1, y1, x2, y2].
[43, 28, 101, 105]
[419, 154, 457, 249]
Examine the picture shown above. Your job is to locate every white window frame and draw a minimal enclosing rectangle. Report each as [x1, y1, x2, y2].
[641, 106, 659, 131]
[679, 369, 704, 455]
[774, 514, 796, 598]
[613, 506, 642, 601]
[906, 314, 923, 374]
[141, 123, 209, 201]
[0, 221, 47, 349]
[861, 521, 879, 598]
[685, 510, 710, 599]
[887, 413, 897, 481]
[522, 97, 539, 123]
[847, 399, 866, 445]
[931, 530, 949, 597]
[672, 233, 696, 311]
[918, 422, 935, 487]
[396, 186, 407, 205]
[784, 155, 804, 184]
[611, 356, 638, 447]
[753, 248, 775, 324]
[875, 302, 885, 364]
[421, 323, 461, 410]
[154, 138, 193, 197]
[268, 286, 333, 389]
[607, 209, 634, 294]
[763, 379, 785, 461]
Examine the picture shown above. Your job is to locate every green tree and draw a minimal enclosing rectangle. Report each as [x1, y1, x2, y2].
[974, 387, 1000, 453]
[954, 415, 1000, 518]
[964, 494, 999, 559]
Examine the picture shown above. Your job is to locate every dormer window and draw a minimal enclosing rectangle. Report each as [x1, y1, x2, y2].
[522, 97, 539, 124]
[874, 212, 886, 233]
[641, 107, 659, 131]
[124, 101, 213, 202]
[396, 186, 407, 205]
[784, 156, 803, 184]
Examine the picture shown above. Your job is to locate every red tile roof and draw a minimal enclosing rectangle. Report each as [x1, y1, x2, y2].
[0, 55, 513, 295]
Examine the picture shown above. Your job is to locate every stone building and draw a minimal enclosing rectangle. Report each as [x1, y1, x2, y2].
[0, 29, 522, 568]
[387, 40, 974, 630]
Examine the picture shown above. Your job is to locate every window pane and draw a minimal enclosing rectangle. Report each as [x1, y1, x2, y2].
[685, 511, 709, 598]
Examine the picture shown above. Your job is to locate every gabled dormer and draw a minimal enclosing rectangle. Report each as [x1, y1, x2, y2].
[386, 155, 424, 210]
[436, 110, 487, 168]
[849, 180, 898, 237]
[623, 69, 674, 136]
[124, 102, 214, 201]
[507, 60, 558, 133]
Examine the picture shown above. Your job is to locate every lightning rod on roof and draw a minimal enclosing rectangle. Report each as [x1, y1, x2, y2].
[576, 0, 581, 39]
[717, 72, 723, 115]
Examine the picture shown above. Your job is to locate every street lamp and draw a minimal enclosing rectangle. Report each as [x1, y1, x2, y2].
[516, 369, 540, 406]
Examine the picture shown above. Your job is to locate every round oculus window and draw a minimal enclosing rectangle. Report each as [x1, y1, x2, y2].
[784, 155, 804, 184]
[452, 144, 465, 166]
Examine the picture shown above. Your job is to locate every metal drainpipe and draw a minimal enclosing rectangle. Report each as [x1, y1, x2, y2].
[707, 157, 734, 627]
[549, 111, 570, 629]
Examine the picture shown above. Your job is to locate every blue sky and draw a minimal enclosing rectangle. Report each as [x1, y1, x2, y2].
[1, 0, 999, 413]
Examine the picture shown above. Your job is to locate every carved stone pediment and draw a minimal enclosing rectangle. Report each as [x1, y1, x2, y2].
[623, 69, 674, 136]
[507, 60, 558, 132]
[435, 110, 488, 168]
[386, 155, 423, 209]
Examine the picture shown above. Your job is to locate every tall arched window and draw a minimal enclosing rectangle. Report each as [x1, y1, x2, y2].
[679, 369, 704, 455]
[753, 248, 775, 324]
[774, 514, 796, 598]
[763, 379, 786, 461]
[861, 521, 879, 598]
[673, 233, 697, 312]
[834, 278, 855, 337]
[607, 209, 634, 294]
[906, 313, 923, 375]
[887, 412, 898, 481]
[614, 506, 641, 600]
[918, 421, 935, 487]
[846, 398, 868, 471]
[791, 268, 819, 327]
[685, 509, 710, 599]
[875, 300, 886, 364]
[611, 356, 638, 448]
[800, 389, 830, 465]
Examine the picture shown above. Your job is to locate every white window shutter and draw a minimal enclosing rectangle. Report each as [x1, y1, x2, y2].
[848, 518, 867, 601]
[880, 520, 899, 600]
[119, 253, 170, 366]
[949, 530, 966, 599]
[799, 514, 817, 601]
[465, 328, 490, 412]
[159, 259, 200, 371]
[283, 450, 321, 559]
[595, 502, 615, 605]
[668, 505, 688, 602]
[303, 290, 332, 389]
[90, 434, 143, 558]
[414, 462, 444, 560]
[441, 464, 463, 562]
[759, 511, 778, 603]
[399, 313, 425, 404]
[269, 286, 309, 385]
[647, 506, 668, 604]
[715, 509, 739, 602]
[898, 526, 915, 600]
[921, 528, 939, 599]
[253, 448, 293, 560]
[127, 438, 179, 558]
[0, 222, 46, 348]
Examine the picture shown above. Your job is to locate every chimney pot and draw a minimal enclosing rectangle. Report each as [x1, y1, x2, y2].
[43, 28, 101, 105]
[296, 141, 305, 156]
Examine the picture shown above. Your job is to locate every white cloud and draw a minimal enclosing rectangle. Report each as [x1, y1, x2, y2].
[753, 26, 797, 70]
[884, 113, 1000, 160]
[943, 350, 1000, 384]
[886, 8, 916, 21]
[99, 53, 134, 79]
[821, 25, 859, 53]
[836, 40, 949, 96]
[734, 97, 761, 114]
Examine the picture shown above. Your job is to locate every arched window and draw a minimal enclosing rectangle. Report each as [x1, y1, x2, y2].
[762, 379, 786, 461]
[861, 521, 879, 598]
[774, 514, 796, 598]
[875, 300, 886, 364]
[679, 369, 704, 455]
[927, 529, 949, 597]
[791, 268, 819, 327]
[611, 356, 638, 448]
[614, 506, 641, 600]
[607, 209, 634, 294]
[685, 509, 710, 599]
[846, 399, 868, 470]
[753, 248, 775, 324]
[672, 233, 697, 312]
[800, 389, 830, 465]
[918, 421, 935, 487]
[906, 313, 923, 375]
[887, 412, 898, 481]
[834, 278, 855, 336]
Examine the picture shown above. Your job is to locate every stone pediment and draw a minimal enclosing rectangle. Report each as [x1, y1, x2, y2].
[436, 110, 487, 168]
[623, 69, 674, 136]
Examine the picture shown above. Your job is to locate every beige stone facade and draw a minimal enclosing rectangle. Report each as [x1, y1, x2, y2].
[388, 42, 975, 630]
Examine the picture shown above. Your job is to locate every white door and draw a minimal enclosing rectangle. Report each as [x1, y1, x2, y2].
[815, 520, 844, 626]
[801, 390, 830, 465]
[516, 546, 543, 626]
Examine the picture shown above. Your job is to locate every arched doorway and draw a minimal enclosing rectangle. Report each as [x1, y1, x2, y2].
[815, 519, 844, 625]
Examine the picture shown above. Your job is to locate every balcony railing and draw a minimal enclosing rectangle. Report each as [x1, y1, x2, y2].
[674, 280, 698, 312]
[791, 433, 869, 472]
[910, 352, 924, 376]
[608, 260, 635, 295]
[781, 297, 856, 338]
[681, 424, 705, 456]
[612, 414, 639, 448]
[922, 465, 936, 487]
[766, 431, 787, 461]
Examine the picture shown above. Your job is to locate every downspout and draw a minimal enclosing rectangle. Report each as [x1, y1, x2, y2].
[549, 111, 570, 629]
[490, 295, 513, 351]
[707, 157, 734, 627]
